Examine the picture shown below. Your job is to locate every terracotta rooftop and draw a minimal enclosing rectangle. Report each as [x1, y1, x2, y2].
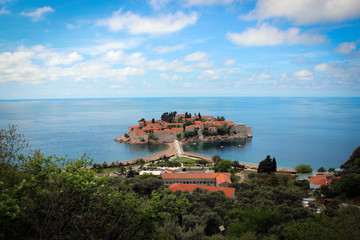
[162, 172, 232, 184]
[154, 128, 183, 133]
[168, 183, 235, 198]
[309, 174, 340, 186]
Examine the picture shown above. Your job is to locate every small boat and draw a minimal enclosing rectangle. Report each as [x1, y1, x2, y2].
[239, 145, 242, 147]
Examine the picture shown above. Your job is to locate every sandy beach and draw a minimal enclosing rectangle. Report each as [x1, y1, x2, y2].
[119, 143, 176, 165]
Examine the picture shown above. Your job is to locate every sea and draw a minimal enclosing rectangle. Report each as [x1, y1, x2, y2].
[0, 97, 359, 169]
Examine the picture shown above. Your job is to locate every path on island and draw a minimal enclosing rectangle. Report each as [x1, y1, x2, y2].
[174, 140, 184, 157]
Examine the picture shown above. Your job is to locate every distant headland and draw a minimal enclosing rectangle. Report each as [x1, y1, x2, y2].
[115, 111, 252, 144]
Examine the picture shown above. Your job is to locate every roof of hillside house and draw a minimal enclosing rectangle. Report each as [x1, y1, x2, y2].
[136, 131, 148, 136]
[164, 122, 183, 126]
[186, 124, 203, 129]
[226, 121, 234, 126]
[154, 128, 183, 133]
[162, 172, 232, 184]
[168, 183, 235, 198]
[177, 114, 185, 117]
[309, 174, 340, 186]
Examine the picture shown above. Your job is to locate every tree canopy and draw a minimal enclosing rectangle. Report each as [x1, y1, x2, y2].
[295, 164, 313, 173]
[257, 155, 277, 173]
[161, 111, 177, 123]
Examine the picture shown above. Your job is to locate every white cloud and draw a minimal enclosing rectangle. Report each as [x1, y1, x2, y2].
[226, 23, 326, 46]
[256, 73, 272, 79]
[184, 51, 208, 61]
[149, 0, 234, 8]
[194, 61, 214, 68]
[333, 42, 357, 54]
[241, 0, 360, 25]
[0, 6, 10, 15]
[101, 50, 193, 72]
[154, 44, 185, 54]
[198, 69, 220, 80]
[148, 0, 171, 10]
[184, 0, 235, 6]
[96, 10, 198, 35]
[314, 63, 330, 72]
[66, 23, 75, 30]
[313, 61, 360, 84]
[21, 6, 54, 22]
[143, 81, 152, 87]
[293, 69, 314, 80]
[78, 40, 139, 55]
[18, 45, 84, 66]
[160, 73, 184, 81]
[182, 82, 198, 88]
[0, 46, 146, 84]
[224, 59, 235, 65]
[109, 85, 124, 89]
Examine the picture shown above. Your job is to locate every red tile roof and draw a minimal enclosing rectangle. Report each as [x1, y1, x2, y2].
[168, 183, 235, 198]
[154, 128, 183, 133]
[309, 174, 333, 182]
[136, 131, 148, 136]
[226, 121, 234, 126]
[309, 174, 340, 186]
[162, 172, 232, 184]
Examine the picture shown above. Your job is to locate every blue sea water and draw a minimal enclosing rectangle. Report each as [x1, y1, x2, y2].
[0, 97, 359, 169]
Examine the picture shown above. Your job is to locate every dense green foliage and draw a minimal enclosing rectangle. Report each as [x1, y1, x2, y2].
[185, 131, 197, 138]
[295, 164, 313, 173]
[214, 160, 232, 172]
[1, 127, 360, 239]
[326, 146, 360, 198]
[258, 155, 277, 173]
[161, 111, 177, 123]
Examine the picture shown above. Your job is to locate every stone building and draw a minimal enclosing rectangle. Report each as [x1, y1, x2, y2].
[162, 172, 232, 187]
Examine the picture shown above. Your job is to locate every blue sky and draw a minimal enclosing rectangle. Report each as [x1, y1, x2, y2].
[0, 0, 360, 99]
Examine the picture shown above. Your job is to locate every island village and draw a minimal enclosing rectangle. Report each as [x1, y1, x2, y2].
[116, 112, 252, 144]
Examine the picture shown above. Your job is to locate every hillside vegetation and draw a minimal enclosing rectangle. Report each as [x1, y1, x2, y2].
[1, 126, 360, 239]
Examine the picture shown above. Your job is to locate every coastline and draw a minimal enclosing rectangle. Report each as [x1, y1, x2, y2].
[115, 142, 295, 172]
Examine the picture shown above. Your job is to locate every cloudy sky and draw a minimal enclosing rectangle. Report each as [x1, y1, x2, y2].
[0, 0, 360, 99]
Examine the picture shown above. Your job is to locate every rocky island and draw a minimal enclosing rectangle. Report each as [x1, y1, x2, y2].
[115, 112, 252, 144]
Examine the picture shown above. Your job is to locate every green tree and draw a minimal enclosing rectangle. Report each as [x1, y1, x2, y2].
[331, 146, 360, 198]
[214, 160, 232, 172]
[212, 155, 222, 166]
[227, 207, 281, 238]
[257, 155, 277, 173]
[0, 125, 29, 166]
[317, 166, 326, 172]
[295, 164, 313, 173]
[328, 167, 335, 173]
[127, 167, 136, 178]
